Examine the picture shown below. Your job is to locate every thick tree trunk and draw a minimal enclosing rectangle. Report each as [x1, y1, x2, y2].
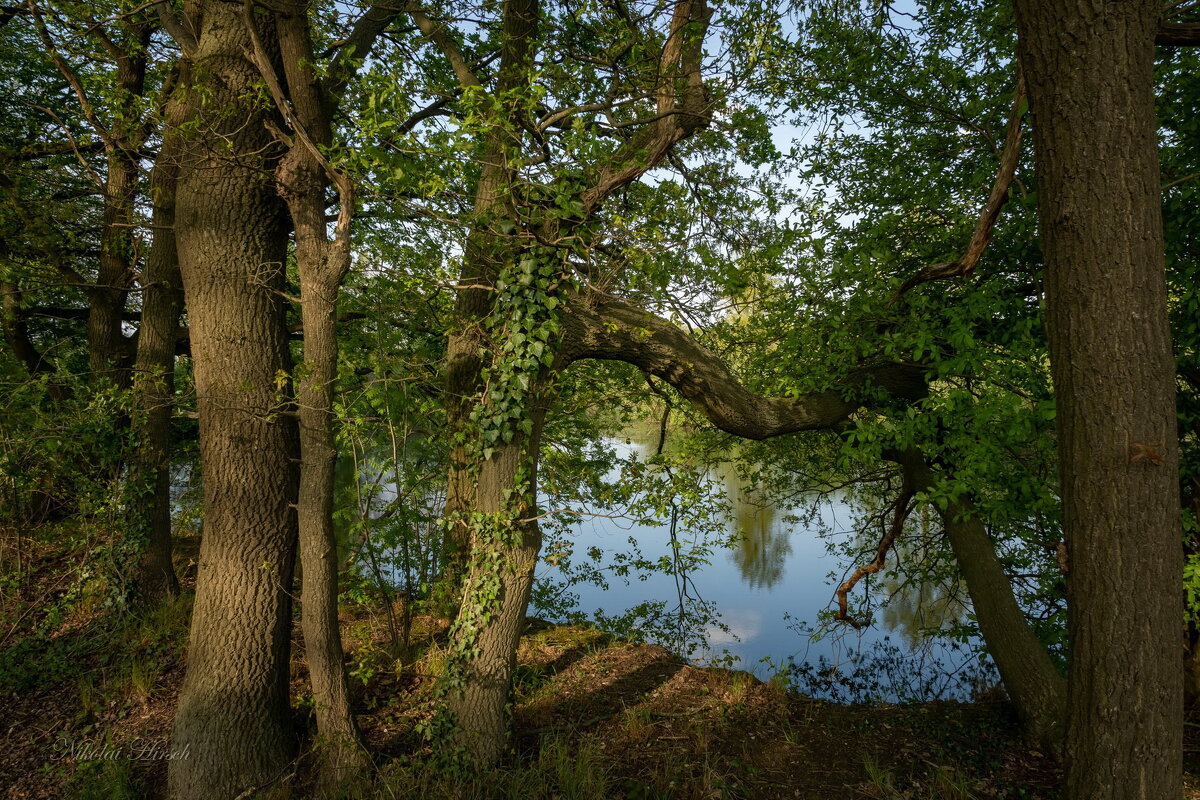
[889, 449, 1065, 751]
[1015, 2, 1183, 797]
[167, 6, 300, 799]
[429, 0, 712, 769]
[127, 98, 185, 606]
[440, 238, 502, 605]
[431, 0, 538, 607]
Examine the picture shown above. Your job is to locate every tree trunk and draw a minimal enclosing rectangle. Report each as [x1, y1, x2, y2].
[439, 232, 503, 607]
[1015, 2, 1183, 797]
[126, 79, 185, 606]
[167, 5, 300, 798]
[430, 0, 538, 609]
[292, 273, 365, 787]
[270, 3, 367, 786]
[88, 26, 150, 385]
[427, 0, 711, 769]
[0, 279, 51, 378]
[439, 406, 547, 768]
[889, 449, 1065, 751]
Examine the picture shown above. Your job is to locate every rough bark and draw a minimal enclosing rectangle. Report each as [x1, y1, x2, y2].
[888, 448, 1066, 751]
[443, 408, 547, 767]
[436, 0, 540, 604]
[257, 1, 367, 786]
[126, 77, 186, 607]
[1015, 2, 1183, 796]
[167, 4, 300, 798]
[431, 0, 716, 770]
[436, 0, 713, 602]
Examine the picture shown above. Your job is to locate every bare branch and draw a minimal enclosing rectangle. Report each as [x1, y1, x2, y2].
[397, 95, 454, 134]
[156, 1, 198, 56]
[537, 93, 650, 133]
[326, 2, 406, 96]
[834, 474, 916, 629]
[1157, 22, 1200, 45]
[581, 0, 713, 210]
[1164, 172, 1200, 190]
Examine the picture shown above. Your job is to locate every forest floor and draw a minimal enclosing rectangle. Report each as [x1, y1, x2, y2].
[0, 532, 1197, 799]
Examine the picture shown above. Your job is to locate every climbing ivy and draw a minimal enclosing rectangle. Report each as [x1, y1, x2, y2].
[421, 224, 578, 768]
[471, 240, 569, 464]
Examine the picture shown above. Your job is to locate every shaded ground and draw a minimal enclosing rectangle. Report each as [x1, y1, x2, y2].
[0, 539, 1193, 799]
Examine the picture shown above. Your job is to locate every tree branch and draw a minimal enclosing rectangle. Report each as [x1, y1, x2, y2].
[893, 69, 1026, 299]
[834, 472, 916, 629]
[580, 0, 712, 211]
[1157, 22, 1200, 45]
[155, 0, 198, 56]
[0, 5, 27, 27]
[242, 0, 354, 263]
[1, 139, 106, 160]
[560, 293, 927, 439]
[326, 2, 406, 96]
[406, 2, 482, 88]
[26, 0, 120, 153]
[0, 281, 52, 375]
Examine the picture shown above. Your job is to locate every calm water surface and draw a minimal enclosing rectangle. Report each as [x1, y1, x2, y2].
[535, 429, 988, 699]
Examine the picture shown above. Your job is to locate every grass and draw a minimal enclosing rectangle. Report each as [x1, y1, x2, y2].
[864, 757, 980, 799]
[65, 757, 141, 800]
[367, 737, 611, 800]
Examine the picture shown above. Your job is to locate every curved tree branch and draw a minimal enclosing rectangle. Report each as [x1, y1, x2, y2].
[156, 0, 198, 56]
[893, 69, 1027, 300]
[325, 2, 406, 96]
[560, 293, 928, 439]
[581, 0, 712, 210]
[1157, 22, 1200, 45]
[407, 2, 482, 88]
[834, 472, 917, 629]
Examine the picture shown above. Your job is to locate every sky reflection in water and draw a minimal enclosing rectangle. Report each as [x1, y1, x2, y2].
[536, 427, 992, 701]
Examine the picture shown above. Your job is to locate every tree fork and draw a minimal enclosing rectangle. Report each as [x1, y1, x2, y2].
[267, 0, 370, 786]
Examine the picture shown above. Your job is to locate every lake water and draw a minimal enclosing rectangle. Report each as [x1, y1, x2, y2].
[533, 430, 994, 702]
[337, 423, 998, 702]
